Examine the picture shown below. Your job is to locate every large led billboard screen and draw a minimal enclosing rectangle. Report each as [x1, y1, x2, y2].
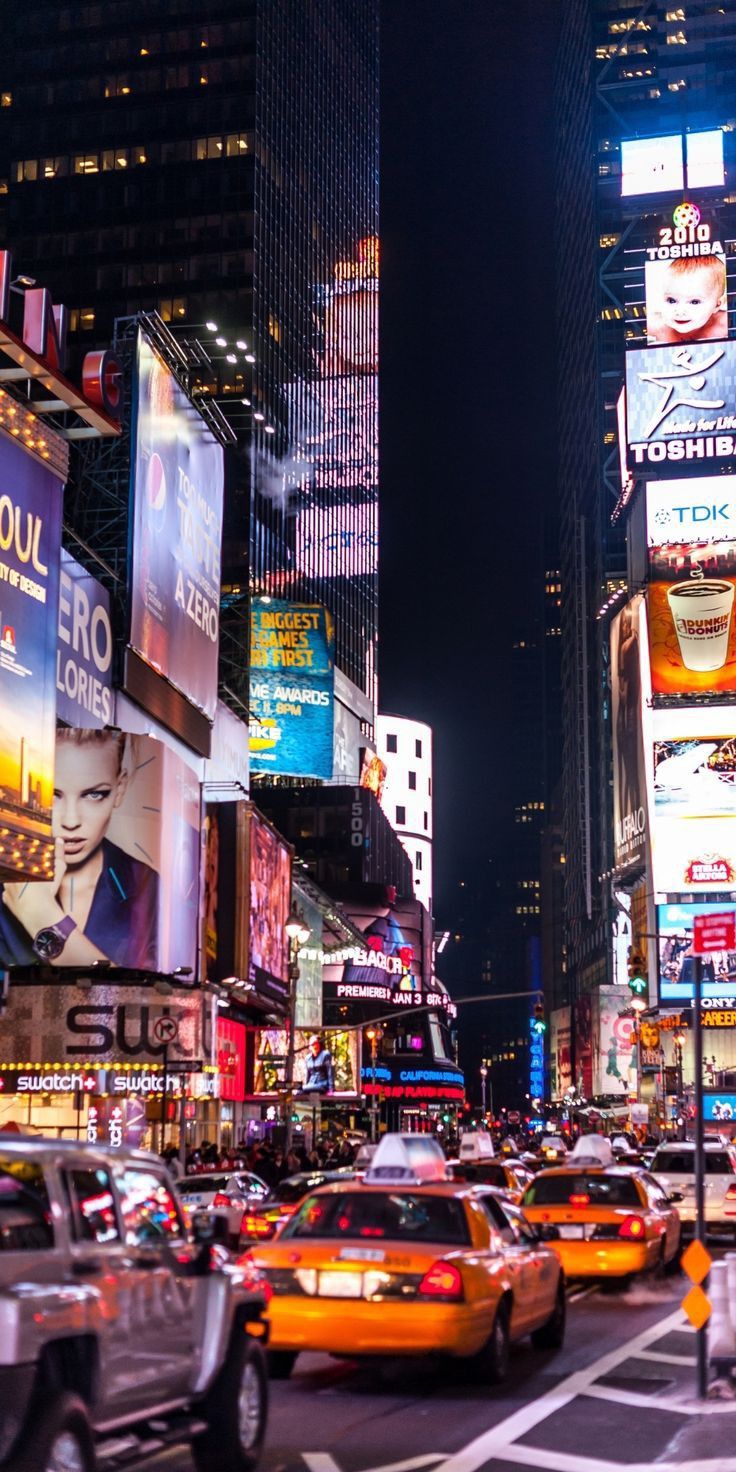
[646, 477, 736, 546]
[644, 253, 727, 347]
[0, 731, 199, 972]
[625, 340, 736, 468]
[658, 901, 736, 1002]
[621, 130, 724, 198]
[296, 501, 378, 579]
[57, 550, 113, 729]
[611, 595, 650, 873]
[247, 808, 291, 1000]
[648, 541, 736, 695]
[0, 434, 63, 883]
[249, 599, 334, 779]
[129, 332, 224, 720]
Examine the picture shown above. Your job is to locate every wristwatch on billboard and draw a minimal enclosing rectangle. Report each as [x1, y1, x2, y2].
[32, 916, 78, 961]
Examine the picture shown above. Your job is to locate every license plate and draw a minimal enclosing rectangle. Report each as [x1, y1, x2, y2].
[557, 1225, 585, 1239]
[318, 1271, 363, 1298]
[338, 1247, 385, 1263]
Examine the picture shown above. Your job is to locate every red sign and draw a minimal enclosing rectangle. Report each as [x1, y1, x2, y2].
[693, 912, 736, 956]
[216, 1017, 247, 1102]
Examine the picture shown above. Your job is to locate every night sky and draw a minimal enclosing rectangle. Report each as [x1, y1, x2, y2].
[379, 1, 560, 936]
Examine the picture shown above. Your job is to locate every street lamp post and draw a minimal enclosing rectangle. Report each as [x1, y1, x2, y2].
[480, 1064, 488, 1118]
[673, 1029, 686, 1140]
[284, 905, 311, 1153]
[365, 1027, 382, 1142]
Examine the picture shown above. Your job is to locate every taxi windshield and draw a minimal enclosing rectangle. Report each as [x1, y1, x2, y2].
[282, 1191, 471, 1245]
[522, 1174, 642, 1207]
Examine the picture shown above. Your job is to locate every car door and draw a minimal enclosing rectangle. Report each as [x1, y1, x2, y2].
[112, 1162, 197, 1407]
[474, 1193, 540, 1334]
[61, 1160, 149, 1418]
[640, 1172, 679, 1259]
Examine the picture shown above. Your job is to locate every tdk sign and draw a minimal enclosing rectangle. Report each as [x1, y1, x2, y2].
[646, 476, 736, 548]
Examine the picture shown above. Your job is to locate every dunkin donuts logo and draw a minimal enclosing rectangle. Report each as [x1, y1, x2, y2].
[684, 855, 736, 885]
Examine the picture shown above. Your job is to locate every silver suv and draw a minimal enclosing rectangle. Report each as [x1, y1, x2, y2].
[650, 1140, 736, 1238]
[0, 1138, 269, 1472]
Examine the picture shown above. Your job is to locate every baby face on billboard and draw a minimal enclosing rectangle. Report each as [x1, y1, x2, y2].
[54, 732, 128, 869]
[647, 256, 727, 345]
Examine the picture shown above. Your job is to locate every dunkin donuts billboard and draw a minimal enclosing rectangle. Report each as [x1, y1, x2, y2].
[648, 540, 736, 696]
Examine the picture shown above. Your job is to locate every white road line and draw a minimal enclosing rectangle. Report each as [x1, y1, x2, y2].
[360, 1457, 448, 1472]
[583, 1383, 736, 1417]
[303, 1455, 343, 1472]
[437, 1309, 686, 1472]
[638, 1347, 696, 1366]
[495, 1448, 736, 1472]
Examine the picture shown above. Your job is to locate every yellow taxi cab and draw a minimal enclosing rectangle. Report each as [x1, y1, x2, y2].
[520, 1137, 682, 1282]
[447, 1134, 534, 1203]
[244, 1134, 565, 1382]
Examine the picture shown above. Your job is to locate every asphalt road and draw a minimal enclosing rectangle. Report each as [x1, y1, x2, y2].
[261, 1266, 736, 1472]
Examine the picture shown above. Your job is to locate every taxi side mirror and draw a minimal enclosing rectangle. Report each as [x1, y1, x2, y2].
[667, 1190, 684, 1204]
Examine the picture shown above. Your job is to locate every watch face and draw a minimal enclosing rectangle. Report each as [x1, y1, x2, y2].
[33, 927, 65, 962]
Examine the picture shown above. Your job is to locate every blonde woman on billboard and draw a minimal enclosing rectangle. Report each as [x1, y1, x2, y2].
[0, 728, 158, 969]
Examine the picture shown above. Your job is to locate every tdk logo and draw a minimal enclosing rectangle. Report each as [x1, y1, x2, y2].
[648, 478, 736, 544]
[669, 503, 734, 525]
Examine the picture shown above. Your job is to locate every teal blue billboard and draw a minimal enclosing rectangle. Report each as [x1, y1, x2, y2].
[249, 599, 334, 778]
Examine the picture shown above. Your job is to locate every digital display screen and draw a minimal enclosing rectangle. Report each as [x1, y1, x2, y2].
[621, 135, 683, 197]
[646, 477, 736, 546]
[658, 901, 736, 1001]
[644, 253, 727, 348]
[249, 599, 334, 779]
[686, 130, 725, 190]
[648, 541, 736, 697]
[625, 340, 736, 469]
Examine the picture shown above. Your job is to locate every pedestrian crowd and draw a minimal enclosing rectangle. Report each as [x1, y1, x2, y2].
[161, 1134, 358, 1184]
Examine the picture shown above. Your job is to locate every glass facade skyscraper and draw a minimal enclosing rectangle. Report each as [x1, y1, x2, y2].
[555, 1, 736, 1014]
[0, 0, 379, 713]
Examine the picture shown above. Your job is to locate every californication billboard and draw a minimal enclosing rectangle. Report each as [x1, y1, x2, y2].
[129, 331, 224, 720]
[0, 434, 63, 882]
[249, 599, 334, 778]
[0, 731, 199, 973]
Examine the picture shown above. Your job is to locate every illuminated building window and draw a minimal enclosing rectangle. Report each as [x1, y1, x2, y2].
[666, 30, 688, 43]
[396, 805, 406, 825]
[74, 155, 99, 174]
[79, 309, 96, 331]
[0, 181, 7, 196]
[226, 134, 250, 156]
[1, 93, 12, 107]
[668, 79, 687, 90]
[268, 315, 282, 342]
[14, 159, 38, 182]
[666, 7, 685, 17]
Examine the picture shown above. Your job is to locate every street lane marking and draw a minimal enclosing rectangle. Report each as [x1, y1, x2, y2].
[304, 1456, 343, 1472]
[638, 1347, 697, 1366]
[361, 1458, 448, 1472]
[491, 1449, 736, 1472]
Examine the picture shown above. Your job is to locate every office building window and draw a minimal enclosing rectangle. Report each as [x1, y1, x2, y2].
[396, 805, 406, 825]
[415, 739, 422, 758]
[408, 771, 416, 790]
[415, 851, 423, 871]
[386, 734, 397, 753]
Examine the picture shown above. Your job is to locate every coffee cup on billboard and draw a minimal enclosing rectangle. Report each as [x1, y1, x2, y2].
[666, 577, 735, 672]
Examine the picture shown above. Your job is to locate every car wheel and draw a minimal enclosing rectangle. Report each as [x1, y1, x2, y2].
[531, 1280, 566, 1351]
[192, 1336, 268, 1472]
[13, 1392, 95, 1472]
[268, 1350, 298, 1380]
[473, 1301, 511, 1384]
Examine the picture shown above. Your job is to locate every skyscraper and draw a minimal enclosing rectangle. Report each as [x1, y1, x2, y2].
[0, 0, 379, 724]
[555, 0, 736, 1094]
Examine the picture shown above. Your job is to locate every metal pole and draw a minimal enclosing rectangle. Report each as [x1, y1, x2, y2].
[160, 1045, 168, 1156]
[284, 950, 298, 1155]
[371, 1036, 378, 1143]
[636, 1016, 641, 1105]
[694, 954, 708, 1400]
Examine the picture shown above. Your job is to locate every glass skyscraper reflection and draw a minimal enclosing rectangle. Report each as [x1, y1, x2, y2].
[0, 0, 379, 716]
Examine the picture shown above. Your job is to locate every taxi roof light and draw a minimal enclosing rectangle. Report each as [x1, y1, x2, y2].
[618, 1214, 645, 1240]
[418, 1260, 464, 1300]
[364, 1134, 449, 1186]
[569, 1135, 614, 1168]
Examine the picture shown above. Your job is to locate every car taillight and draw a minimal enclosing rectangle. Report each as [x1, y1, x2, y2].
[418, 1260, 464, 1300]
[242, 1214, 276, 1238]
[568, 1193, 590, 1207]
[725, 1184, 736, 1201]
[618, 1215, 646, 1240]
[212, 1193, 230, 1209]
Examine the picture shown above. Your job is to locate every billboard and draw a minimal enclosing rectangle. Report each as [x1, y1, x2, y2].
[648, 541, 736, 695]
[611, 595, 649, 873]
[217, 1015, 247, 1103]
[0, 435, 63, 883]
[549, 1006, 572, 1101]
[252, 1027, 360, 1098]
[0, 731, 199, 972]
[653, 815, 736, 895]
[646, 477, 736, 547]
[0, 981, 207, 1068]
[129, 331, 224, 720]
[247, 808, 291, 1000]
[621, 130, 724, 198]
[626, 340, 736, 468]
[296, 501, 378, 579]
[57, 551, 113, 728]
[593, 987, 636, 1099]
[658, 901, 736, 1003]
[654, 735, 736, 817]
[644, 252, 727, 348]
[249, 599, 334, 779]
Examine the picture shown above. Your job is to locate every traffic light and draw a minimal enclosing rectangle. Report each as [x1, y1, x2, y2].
[531, 1003, 546, 1036]
[627, 945, 647, 999]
